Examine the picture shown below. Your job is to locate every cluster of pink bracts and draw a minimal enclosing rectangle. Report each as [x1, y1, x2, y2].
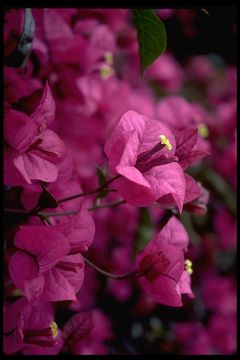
[4, 9, 236, 355]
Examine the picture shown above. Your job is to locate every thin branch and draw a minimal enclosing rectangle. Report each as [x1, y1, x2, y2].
[88, 199, 126, 211]
[38, 210, 79, 217]
[82, 255, 142, 280]
[4, 208, 29, 215]
[57, 175, 120, 204]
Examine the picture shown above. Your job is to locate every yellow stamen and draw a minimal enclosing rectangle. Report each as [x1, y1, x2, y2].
[185, 259, 193, 275]
[159, 134, 172, 150]
[198, 123, 209, 138]
[100, 65, 114, 79]
[104, 51, 113, 65]
[50, 321, 59, 339]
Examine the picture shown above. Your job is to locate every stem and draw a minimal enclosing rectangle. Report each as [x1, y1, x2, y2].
[88, 199, 126, 211]
[82, 255, 142, 280]
[58, 175, 120, 204]
[38, 210, 78, 217]
[4, 208, 29, 215]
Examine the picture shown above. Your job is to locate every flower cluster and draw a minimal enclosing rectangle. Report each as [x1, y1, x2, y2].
[4, 8, 236, 355]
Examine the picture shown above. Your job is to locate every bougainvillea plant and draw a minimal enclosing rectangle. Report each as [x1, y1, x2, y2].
[4, 7, 236, 355]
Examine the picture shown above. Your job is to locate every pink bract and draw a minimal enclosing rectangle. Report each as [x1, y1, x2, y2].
[4, 297, 63, 355]
[136, 216, 192, 307]
[4, 83, 65, 186]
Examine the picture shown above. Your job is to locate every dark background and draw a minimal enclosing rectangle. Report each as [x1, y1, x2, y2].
[164, 6, 236, 64]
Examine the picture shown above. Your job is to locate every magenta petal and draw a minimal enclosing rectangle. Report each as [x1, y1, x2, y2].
[4, 109, 38, 152]
[19, 152, 58, 183]
[9, 251, 39, 292]
[175, 128, 198, 156]
[57, 213, 95, 252]
[145, 162, 186, 212]
[116, 165, 151, 188]
[117, 130, 141, 168]
[139, 276, 182, 307]
[114, 176, 157, 206]
[4, 327, 23, 354]
[42, 268, 77, 302]
[179, 149, 210, 170]
[35, 129, 66, 162]
[24, 275, 45, 303]
[4, 148, 29, 185]
[177, 271, 195, 298]
[104, 110, 145, 171]
[24, 302, 55, 330]
[57, 254, 85, 293]
[63, 312, 93, 343]
[139, 118, 176, 156]
[15, 226, 70, 273]
[30, 82, 56, 128]
[184, 174, 201, 204]
[105, 129, 137, 173]
[158, 216, 189, 251]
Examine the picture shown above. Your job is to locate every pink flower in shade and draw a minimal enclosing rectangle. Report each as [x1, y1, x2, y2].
[66, 310, 112, 355]
[156, 9, 175, 20]
[183, 182, 210, 215]
[156, 95, 211, 136]
[107, 246, 133, 302]
[186, 55, 216, 84]
[201, 274, 236, 316]
[144, 53, 184, 92]
[208, 314, 237, 354]
[214, 206, 236, 250]
[9, 218, 95, 303]
[62, 311, 93, 353]
[104, 110, 187, 211]
[4, 297, 63, 355]
[136, 217, 193, 307]
[174, 322, 213, 355]
[4, 66, 42, 105]
[4, 83, 65, 186]
[69, 267, 99, 312]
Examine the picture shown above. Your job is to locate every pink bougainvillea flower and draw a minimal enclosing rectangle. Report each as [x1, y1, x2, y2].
[214, 206, 236, 250]
[201, 274, 236, 316]
[66, 310, 112, 355]
[174, 322, 213, 355]
[4, 83, 65, 186]
[174, 128, 209, 170]
[183, 182, 209, 215]
[8, 220, 95, 303]
[62, 311, 93, 352]
[136, 217, 193, 307]
[208, 313, 237, 354]
[104, 110, 187, 211]
[145, 53, 184, 92]
[4, 66, 42, 105]
[4, 297, 63, 355]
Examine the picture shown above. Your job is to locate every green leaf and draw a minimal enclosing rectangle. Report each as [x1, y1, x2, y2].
[134, 208, 153, 256]
[133, 9, 167, 74]
[38, 182, 59, 209]
[96, 166, 108, 199]
[5, 8, 35, 68]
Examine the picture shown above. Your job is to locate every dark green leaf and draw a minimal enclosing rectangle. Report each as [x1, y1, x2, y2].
[133, 9, 167, 74]
[96, 166, 108, 199]
[38, 183, 59, 209]
[5, 8, 35, 68]
[134, 208, 153, 256]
